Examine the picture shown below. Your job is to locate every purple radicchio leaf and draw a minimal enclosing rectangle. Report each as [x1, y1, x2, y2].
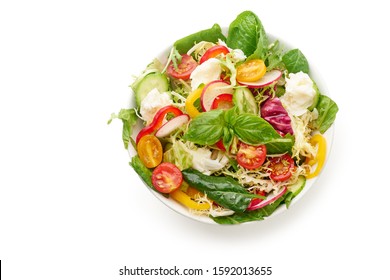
[260, 97, 293, 136]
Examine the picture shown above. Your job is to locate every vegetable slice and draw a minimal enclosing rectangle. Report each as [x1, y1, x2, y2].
[166, 54, 197, 80]
[247, 187, 287, 211]
[152, 163, 183, 193]
[199, 45, 230, 64]
[155, 114, 190, 138]
[137, 135, 163, 168]
[237, 69, 282, 88]
[201, 80, 234, 111]
[236, 59, 266, 82]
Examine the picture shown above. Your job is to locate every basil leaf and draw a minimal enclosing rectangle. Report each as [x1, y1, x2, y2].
[265, 134, 295, 154]
[222, 127, 234, 151]
[182, 168, 253, 212]
[282, 49, 309, 74]
[314, 95, 339, 133]
[183, 110, 225, 145]
[227, 11, 268, 57]
[233, 114, 281, 145]
[108, 108, 138, 149]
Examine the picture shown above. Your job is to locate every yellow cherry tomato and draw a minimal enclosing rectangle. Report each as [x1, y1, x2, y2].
[185, 86, 203, 118]
[305, 134, 327, 179]
[236, 59, 267, 82]
[136, 135, 163, 168]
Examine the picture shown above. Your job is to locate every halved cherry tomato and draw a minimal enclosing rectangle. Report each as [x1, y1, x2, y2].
[152, 162, 183, 193]
[167, 54, 198, 80]
[211, 94, 233, 110]
[236, 59, 266, 82]
[199, 45, 230, 64]
[236, 143, 267, 170]
[137, 135, 162, 168]
[268, 154, 295, 181]
[136, 105, 183, 144]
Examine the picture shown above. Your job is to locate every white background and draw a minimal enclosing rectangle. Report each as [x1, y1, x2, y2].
[1, 0, 389, 279]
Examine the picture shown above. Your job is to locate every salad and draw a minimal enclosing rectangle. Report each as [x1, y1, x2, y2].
[109, 11, 338, 224]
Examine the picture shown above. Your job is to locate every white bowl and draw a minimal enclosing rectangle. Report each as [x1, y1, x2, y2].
[127, 31, 335, 225]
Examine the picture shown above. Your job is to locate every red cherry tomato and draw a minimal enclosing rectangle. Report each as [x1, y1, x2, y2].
[199, 45, 230, 64]
[236, 143, 267, 170]
[166, 54, 197, 80]
[211, 94, 234, 110]
[268, 154, 295, 181]
[151, 162, 183, 193]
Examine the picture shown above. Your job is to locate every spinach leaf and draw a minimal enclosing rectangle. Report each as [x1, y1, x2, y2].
[174, 24, 226, 54]
[108, 108, 138, 149]
[130, 156, 155, 191]
[233, 113, 282, 145]
[282, 49, 309, 74]
[226, 11, 268, 58]
[183, 110, 225, 145]
[313, 95, 339, 133]
[212, 193, 287, 224]
[182, 168, 254, 212]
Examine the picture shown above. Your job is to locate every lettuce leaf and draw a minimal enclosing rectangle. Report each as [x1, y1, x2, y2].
[108, 108, 138, 149]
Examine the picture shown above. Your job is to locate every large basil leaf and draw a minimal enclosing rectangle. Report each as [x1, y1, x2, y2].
[226, 11, 268, 58]
[282, 49, 309, 74]
[183, 110, 225, 145]
[233, 114, 282, 144]
[182, 168, 254, 212]
[314, 95, 339, 133]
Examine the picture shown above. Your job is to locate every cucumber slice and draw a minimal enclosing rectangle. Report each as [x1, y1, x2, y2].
[134, 73, 169, 107]
[288, 175, 306, 197]
[233, 87, 258, 115]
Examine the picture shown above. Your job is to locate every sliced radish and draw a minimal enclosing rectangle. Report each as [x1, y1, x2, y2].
[238, 69, 282, 88]
[201, 80, 234, 111]
[155, 114, 190, 138]
[247, 186, 287, 211]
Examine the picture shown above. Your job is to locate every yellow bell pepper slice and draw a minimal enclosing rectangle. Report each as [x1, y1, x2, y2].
[305, 134, 327, 179]
[170, 189, 210, 210]
[185, 86, 203, 118]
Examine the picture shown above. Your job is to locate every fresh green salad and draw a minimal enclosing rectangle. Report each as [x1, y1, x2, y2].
[109, 11, 338, 224]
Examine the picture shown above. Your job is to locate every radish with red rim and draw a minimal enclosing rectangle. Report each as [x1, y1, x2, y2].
[201, 80, 234, 111]
[247, 186, 287, 211]
[238, 69, 282, 88]
[155, 114, 190, 138]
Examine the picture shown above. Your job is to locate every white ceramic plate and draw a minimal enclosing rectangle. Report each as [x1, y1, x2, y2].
[127, 31, 335, 225]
